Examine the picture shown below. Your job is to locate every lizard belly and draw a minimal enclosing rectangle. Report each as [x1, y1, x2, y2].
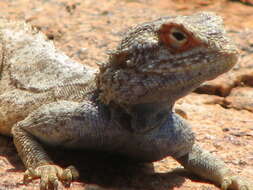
[23, 101, 194, 162]
[66, 113, 195, 162]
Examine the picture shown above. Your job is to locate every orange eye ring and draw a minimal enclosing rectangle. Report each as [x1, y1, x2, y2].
[158, 23, 203, 53]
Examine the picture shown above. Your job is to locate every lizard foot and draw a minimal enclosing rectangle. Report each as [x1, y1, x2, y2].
[221, 176, 253, 190]
[23, 165, 79, 190]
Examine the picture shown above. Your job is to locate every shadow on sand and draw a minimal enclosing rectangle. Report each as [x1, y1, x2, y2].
[0, 135, 212, 190]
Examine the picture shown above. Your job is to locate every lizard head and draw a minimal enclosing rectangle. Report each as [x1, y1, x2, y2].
[97, 12, 239, 107]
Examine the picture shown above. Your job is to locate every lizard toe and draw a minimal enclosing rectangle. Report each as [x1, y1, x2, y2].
[23, 164, 77, 190]
[23, 168, 39, 184]
[221, 176, 253, 190]
[40, 172, 58, 190]
[61, 165, 79, 187]
[37, 165, 61, 190]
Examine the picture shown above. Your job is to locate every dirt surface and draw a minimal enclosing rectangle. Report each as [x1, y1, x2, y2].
[0, 0, 253, 190]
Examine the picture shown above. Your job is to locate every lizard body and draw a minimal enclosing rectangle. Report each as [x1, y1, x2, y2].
[0, 12, 252, 190]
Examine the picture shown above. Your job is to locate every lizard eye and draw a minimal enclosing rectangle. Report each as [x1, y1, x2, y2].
[158, 23, 202, 53]
[158, 24, 191, 51]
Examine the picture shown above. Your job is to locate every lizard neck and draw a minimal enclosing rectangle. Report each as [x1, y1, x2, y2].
[109, 101, 173, 134]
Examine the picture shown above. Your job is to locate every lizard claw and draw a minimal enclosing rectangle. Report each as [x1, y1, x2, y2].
[23, 164, 79, 190]
[61, 165, 79, 187]
[221, 176, 253, 190]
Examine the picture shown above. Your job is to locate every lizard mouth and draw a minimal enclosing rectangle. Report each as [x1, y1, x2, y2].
[137, 46, 238, 75]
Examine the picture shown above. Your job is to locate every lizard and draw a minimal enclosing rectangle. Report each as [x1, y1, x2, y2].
[0, 12, 252, 190]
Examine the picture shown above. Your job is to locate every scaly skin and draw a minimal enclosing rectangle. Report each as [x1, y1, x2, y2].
[0, 12, 252, 190]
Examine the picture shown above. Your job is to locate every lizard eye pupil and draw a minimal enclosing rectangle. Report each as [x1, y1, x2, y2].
[172, 31, 186, 41]
[168, 27, 188, 48]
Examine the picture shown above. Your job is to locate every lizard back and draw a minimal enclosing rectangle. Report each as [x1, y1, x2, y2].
[0, 20, 97, 135]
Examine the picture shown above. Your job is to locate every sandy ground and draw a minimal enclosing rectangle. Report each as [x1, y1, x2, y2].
[0, 0, 253, 190]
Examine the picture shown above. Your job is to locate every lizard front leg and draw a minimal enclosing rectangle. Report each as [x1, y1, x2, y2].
[12, 125, 78, 190]
[11, 100, 93, 190]
[169, 114, 253, 190]
[175, 144, 252, 190]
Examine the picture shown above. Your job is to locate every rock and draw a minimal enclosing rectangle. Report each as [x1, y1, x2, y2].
[224, 87, 253, 112]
